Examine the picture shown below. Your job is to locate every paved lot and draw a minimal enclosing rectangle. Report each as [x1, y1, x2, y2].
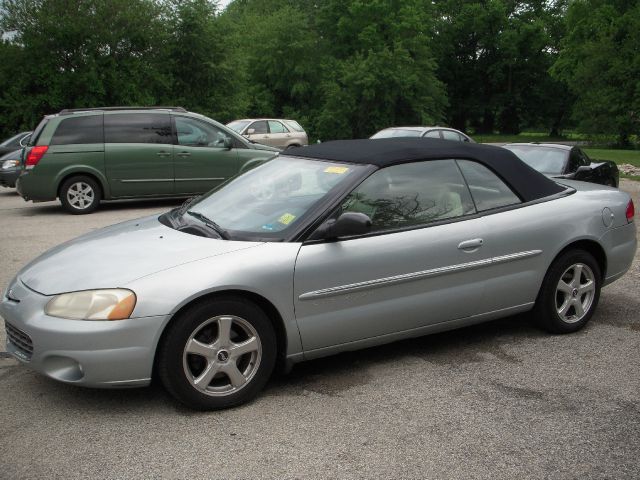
[0, 184, 639, 479]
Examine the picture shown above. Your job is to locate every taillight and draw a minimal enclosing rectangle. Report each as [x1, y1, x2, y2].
[26, 145, 48, 168]
[626, 199, 635, 223]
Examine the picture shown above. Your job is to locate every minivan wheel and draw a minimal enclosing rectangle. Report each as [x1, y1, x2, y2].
[59, 176, 101, 214]
[157, 297, 277, 410]
[533, 249, 601, 334]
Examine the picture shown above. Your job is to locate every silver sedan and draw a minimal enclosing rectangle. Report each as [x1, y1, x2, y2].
[1, 138, 636, 410]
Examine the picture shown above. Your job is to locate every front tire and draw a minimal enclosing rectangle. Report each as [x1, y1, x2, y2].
[157, 297, 277, 410]
[533, 250, 601, 333]
[59, 175, 101, 214]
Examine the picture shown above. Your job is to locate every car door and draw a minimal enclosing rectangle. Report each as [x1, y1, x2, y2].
[172, 115, 240, 195]
[455, 159, 546, 312]
[105, 113, 174, 197]
[293, 160, 491, 355]
[244, 120, 270, 146]
[265, 120, 291, 148]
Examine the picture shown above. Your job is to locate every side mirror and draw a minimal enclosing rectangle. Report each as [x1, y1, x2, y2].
[313, 212, 372, 240]
[222, 137, 233, 149]
[246, 128, 255, 135]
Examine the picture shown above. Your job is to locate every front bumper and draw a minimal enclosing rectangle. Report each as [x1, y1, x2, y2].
[0, 279, 168, 388]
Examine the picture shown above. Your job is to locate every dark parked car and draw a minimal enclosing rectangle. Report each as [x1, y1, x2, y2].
[0, 131, 31, 157]
[0, 149, 22, 188]
[503, 143, 619, 187]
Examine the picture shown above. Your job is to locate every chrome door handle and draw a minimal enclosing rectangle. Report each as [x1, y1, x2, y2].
[177, 152, 191, 157]
[156, 151, 172, 157]
[458, 238, 484, 251]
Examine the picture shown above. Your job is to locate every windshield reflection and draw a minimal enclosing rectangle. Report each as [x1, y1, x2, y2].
[186, 157, 366, 239]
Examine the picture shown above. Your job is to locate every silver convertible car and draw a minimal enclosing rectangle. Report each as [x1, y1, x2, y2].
[1, 138, 636, 410]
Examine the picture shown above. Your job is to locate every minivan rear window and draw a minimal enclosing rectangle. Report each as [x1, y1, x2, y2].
[50, 115, 104, 145]
[30, 118, 49, 146]
[104, 113, 173, 144]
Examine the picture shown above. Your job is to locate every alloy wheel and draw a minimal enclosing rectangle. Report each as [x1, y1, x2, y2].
[66, 181, 95, 210]
[555, 262, 596, 323]
[182, 315, 262, 396]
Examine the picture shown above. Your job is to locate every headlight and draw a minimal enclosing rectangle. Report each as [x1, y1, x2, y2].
[45, 289, 137, 320]
[2, 160, 19, 170]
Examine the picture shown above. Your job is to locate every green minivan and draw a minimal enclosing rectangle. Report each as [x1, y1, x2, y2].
[17, 107, 280, 214]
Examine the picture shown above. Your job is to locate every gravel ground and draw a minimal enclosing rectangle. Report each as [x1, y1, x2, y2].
[0, 183, 638, 479]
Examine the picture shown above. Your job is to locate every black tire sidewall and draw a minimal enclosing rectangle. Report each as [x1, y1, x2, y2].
[59, 176, 101, 214]
[534, 250, 602, 334]
[158, 297, 277, 410]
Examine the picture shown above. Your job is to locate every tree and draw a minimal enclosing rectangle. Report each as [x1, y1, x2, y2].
[0, 0, 167, 134]
[552, 0, 640, 144]
[161, 0, 245, 122]
[313, 0, 447, 139]
[434, 1, 569, 135]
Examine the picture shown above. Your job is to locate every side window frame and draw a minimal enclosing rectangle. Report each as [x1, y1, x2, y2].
[455, 159, 522, 212]
[249, 120, 269, 135]
[423, 129, 442, 139]
[172, 115, 231, 149]
[268, 120, 289, 134]
[50, 114, 104, 146]
[104, 113, 173, 145]
[333, 159, 477, 236]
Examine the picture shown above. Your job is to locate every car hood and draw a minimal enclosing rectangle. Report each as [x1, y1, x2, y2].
[18, 215, 263, 295]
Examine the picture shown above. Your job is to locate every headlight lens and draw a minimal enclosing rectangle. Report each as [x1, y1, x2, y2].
[45, 289, 137, 320]
[2, 159, 19, 170]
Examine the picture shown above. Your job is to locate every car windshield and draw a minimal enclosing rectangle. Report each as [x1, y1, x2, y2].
[226, 120, 251, 133]
[503, 146, 568, 175]
[371, 129, 423, 139]
[183, 156, 367, 240]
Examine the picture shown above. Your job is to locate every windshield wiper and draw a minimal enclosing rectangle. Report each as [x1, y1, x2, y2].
[178, 195, 200, 215]
[186, 210, 230, 240]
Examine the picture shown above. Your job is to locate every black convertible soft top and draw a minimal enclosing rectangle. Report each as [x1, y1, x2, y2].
[281, 138, 566, 202]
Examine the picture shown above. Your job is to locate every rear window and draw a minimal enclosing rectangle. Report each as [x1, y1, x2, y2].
[30, 118, 50, 146]
[104, 113, 173, 144]
[457, 160, 521, 211]
[283, 120, 305, 132]
[50, 115, 104, 145]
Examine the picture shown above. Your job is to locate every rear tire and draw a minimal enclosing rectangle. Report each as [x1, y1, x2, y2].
[157, 297, 277, 410]
[533, 249, 601, 334]
[59, 175, 101, 214]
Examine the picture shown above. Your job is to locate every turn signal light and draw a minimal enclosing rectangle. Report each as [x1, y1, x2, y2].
[626, 199, 635, 223]
[26, 145, 49, 168]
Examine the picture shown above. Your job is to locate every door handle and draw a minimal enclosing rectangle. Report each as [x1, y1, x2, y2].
[262, 136, 269, 138]
[156, 151, 172, 157]
[458, 238, 484, 251]
[177, 152, 191, 157]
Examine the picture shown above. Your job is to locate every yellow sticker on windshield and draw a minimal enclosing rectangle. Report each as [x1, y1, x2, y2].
[324, 166, 349, 174]
[278, 213, 296, 225]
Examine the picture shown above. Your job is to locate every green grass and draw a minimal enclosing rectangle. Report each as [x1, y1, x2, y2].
[583, 148, 640, 167]
[473, 133, 566, 143]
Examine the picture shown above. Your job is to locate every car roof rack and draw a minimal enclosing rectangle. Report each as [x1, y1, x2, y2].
[59, 106, 187, 114]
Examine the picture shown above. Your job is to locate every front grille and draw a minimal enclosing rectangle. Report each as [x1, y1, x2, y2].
[5, 322, 33, 360]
